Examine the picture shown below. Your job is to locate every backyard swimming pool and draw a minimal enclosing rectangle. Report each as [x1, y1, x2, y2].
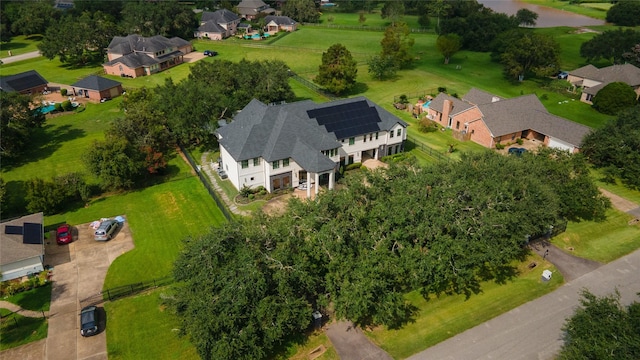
[38, 104, 56, 114]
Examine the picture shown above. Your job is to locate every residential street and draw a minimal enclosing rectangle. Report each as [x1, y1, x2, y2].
[406, 247, 640, 360]
[1, 50, 40, 64]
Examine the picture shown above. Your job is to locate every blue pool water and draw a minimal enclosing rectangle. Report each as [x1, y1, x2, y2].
[422, 101, 431, 109]
[38, 104, 56, 114]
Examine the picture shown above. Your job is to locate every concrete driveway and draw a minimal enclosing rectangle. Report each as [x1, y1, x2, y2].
[44, 218, 134, 360]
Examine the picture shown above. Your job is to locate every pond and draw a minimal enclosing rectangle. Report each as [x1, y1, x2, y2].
[477, 0, 605, 27]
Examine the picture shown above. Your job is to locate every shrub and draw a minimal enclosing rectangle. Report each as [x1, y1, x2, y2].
[54, 102, 63, 112]
[437, 86, 447, 93]
[61, 100, 73, 111]
[495, 143, 505, 150]
[239, 185, 252, 198]
[60, 88, 67, 96]
[418, 118, 438, 133]
[345, 162, 362, 171]
[516, 138, 524, 145]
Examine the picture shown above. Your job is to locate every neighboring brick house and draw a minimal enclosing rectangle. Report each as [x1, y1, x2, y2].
[0, 70, 48, 95]
[426, 88, 591, 153]
[194, 9, 241, 40]
[216, 97, 407, 197]
[103, 35, 193, 78]
[264, 15, 298, 33]
[567, 63, 640, 104]
[71, 75, 123, 101]
[236, 0, 275, 20]
[0, 213, 45, 282]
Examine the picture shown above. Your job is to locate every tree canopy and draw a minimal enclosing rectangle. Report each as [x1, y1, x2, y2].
[580, 29, 640, 65]
[515, 8, 538, 27]
[582, 106, 640, 190]
[592, 82, 638, 116]
[497, 31, 560, 81]
[558, 290, 640, 360]
[281, 0, 319, 23]
[171, 150, 609, 359]
[440, 7, 518, 52]
[0, 92, 46, 159]
[120, 0, 197, 39]
[436, 33, 462, 64]
[315, 44, 358, 96]
[606, 0, 640, 27]
[380, 22, 415, 69]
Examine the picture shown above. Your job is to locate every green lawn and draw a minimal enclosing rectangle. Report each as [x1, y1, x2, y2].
[368, 254, 563, 359]
[3, 283, 52, 312]
[552, 208, 640, 263]
[105, 289, 199, 360]
[519, 0, 611, 20]
[0, 311, 48, 351]
[0, 35, 42, 58]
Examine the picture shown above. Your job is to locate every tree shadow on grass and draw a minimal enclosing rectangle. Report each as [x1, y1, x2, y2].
[1, 124, 86, 172]
[345, 82, 369, 97]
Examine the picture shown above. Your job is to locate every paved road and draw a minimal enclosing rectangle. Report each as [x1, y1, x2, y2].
[407, 247, 640, 360]
[1, 50, 40, 64]
[326, 321, 393, 360]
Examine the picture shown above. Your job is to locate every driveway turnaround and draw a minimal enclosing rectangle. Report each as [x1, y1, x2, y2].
[407, 247, 640, 360]
[45, 219, 134, 360]
[326, 321, 393, 360]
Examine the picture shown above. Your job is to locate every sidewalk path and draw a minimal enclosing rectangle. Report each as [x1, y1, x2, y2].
[199, 152, 249, 216]
[407, 242, 640, 360]
[1, 50, 40, 64]
[0, 300, 48, 318]
[326, 321, 393, 360]
[600, 188, 640, 218]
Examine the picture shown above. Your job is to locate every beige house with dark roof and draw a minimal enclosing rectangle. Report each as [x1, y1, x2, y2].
[426, 88, 591, 153]
[567, 63, 640, 104]
[236, 0, 275, 20]
[1, 213, 45, 281]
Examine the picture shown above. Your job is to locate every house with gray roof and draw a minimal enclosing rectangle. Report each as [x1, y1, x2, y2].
[265, 15, 297, 33]
[216, 97, 407, 197]
[71, 75, 123, 101]
[236, 0, 275, 21]
[102, 35, 193, 78]
[567, 63, 640, 104]
[195, 9, 241, 40]
[1, 213, 45, 282]
[426, 88, 591, 153]
[0, 70, 48, 95]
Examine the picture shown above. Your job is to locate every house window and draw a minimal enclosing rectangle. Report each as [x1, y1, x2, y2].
[272, 160, 280, 169]
[375, 132, 379, 139]
[397, 129, 402, 137]
[253, 158, 261, 166]
[511, 134, 516, 140]
[456, 121, 460, 130]
[349, 137, 355, 145]
[250, 177, 254, 181]
[363, 135, 367, 143]
[241, 160, 249, 169]
[471, 130, 475, 135]
[370, 134, 373, 141]
[390, 130, 394, 138]
[283, 158, 289, 167]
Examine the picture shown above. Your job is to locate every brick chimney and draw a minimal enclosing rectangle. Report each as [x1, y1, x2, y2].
[442, 99, 453, 127]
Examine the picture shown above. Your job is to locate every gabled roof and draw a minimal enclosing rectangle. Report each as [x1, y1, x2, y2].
[463, 87, 504, 105]
[265, 15, 297, 26]
[0, 70, 48, 92]
[477, 94, 590, 146]
[1, 213, 44, 266]
[570, 63, 640, 86]
[104, 52, 160, 69]
[107, 34, 188, 55]
[198, 21, 227, 33]
[201, 9, 240, 24]
[429, 93, 476, 116]
[237, 0, 275, 15]
[71, 75, 121, 91]
[217, 97, 407, 173]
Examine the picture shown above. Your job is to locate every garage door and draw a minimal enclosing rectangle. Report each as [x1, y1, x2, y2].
[548, 137, 574, 152]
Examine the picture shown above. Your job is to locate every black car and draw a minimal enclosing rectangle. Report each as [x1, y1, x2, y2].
[80, 305, 99, 337]
[204, 50, 218, 57]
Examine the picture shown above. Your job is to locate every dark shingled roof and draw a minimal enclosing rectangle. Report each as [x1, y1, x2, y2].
[71, 75, 121, 91]
[198, 21, 226, 33]
[265, 15, 297, 26]
[1, 213, 44, 266]
[477, 94, 591, 146]
[429, 93, 475, 116]
[217, 97, 407, 173]
[107, 34, 189, 55]
[570, 64, 640, 87]
[237, 0, 275, 16]
[104, 52, 160, 68]
[0, 70, 48, 92]
[201, 9, 239, 24]
[463, 88, 504, 105]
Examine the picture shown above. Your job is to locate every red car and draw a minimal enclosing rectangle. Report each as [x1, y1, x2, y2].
[56, 224, 72, 244]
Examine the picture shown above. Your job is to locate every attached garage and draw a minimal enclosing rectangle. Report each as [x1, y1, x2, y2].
[547, 137, 575, 152]
[71, 75, 123, 102]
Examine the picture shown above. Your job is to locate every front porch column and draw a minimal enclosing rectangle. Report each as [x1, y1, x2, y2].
[329, 171, 335, 190]
[307, 172, 312, 198]
[314, 172, 320, 195]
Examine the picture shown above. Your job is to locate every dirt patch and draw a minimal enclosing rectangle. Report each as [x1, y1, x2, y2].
[261, 194, 293, 216]
[183, 52, 206, 63]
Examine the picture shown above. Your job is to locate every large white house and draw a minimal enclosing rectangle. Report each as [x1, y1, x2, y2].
[216, 97, 407, 197]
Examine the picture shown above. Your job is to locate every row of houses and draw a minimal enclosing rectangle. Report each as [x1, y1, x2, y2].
[194, 9, 297, 40]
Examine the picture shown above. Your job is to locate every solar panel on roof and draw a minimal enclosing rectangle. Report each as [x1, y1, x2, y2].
[23, 222, 43, 245]
[5, 225, 23, 235]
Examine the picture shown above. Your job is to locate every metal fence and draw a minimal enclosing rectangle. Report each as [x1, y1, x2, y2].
[405, 135, 450, 163]
[288, 70, 339, 101]
[80, 276, 174, 307]
[179, 144, 234, 222]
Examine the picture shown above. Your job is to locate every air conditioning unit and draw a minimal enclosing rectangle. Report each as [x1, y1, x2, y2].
[427, 114, 434, 120]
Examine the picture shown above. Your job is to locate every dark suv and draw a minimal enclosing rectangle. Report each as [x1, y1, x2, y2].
[80, 305, 99, 337]
[94, 219, 118, 241]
